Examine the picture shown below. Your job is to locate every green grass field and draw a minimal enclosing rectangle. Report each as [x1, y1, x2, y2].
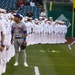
[3, 44, 75, 75]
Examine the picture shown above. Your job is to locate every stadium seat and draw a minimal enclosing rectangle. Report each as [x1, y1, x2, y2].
[0, 0, 41, 19]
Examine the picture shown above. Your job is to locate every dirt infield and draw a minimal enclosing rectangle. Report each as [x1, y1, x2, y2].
[66, 37, 75, 44]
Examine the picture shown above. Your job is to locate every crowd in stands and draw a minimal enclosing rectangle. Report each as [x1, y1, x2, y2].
[15, 0, 42, 10]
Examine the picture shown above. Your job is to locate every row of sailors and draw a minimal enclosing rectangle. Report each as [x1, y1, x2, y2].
[0, 10, 15, 75]
[0, 8, 67, 75]
[22, 17, 67, 45]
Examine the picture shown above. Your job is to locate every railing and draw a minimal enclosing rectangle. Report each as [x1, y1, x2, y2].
[43, 0, 73, 3]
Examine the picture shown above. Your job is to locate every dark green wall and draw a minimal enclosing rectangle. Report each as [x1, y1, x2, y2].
[46, 2, 74, 37]
[74, 11, 75, 37]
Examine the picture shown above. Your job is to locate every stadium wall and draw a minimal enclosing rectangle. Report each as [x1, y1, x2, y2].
[74, 8, 75, 37]
[46, 2, 75, 37]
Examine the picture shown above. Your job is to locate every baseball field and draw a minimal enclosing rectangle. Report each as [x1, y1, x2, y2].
[2, 39, 75, 75]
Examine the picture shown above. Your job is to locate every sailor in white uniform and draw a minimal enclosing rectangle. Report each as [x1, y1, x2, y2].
[0, 14, 6, 75]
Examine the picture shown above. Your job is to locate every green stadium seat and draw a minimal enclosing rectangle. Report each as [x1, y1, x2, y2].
[0, 0, 41, 19]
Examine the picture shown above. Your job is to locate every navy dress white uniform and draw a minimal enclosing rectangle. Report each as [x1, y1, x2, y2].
[0, 19, 6, 75]
[62, 23, 67, 43]
[25, 20, 33, 46]
[43, 21, 49, 44]
[4, 15, 15, 63]
[33, 20, 40, 44]
[11, 14, 28, 67]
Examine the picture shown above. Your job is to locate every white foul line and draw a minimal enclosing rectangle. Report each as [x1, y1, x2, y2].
[34, 66, 40, 75]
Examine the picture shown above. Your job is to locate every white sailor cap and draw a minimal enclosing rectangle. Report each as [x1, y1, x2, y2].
[49, 17, 53, 19]
[0, 8, 6, 12]
[55, 20, 58, 22]
[0, 8, 6, 13]
[35, 18, 38, 21]
[61, 21, 65, 24]
[39, 17, 43, 19]
[47, 21, 51, 23]
[29, 17, 32, 19]
[58, 20, 64, 23]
